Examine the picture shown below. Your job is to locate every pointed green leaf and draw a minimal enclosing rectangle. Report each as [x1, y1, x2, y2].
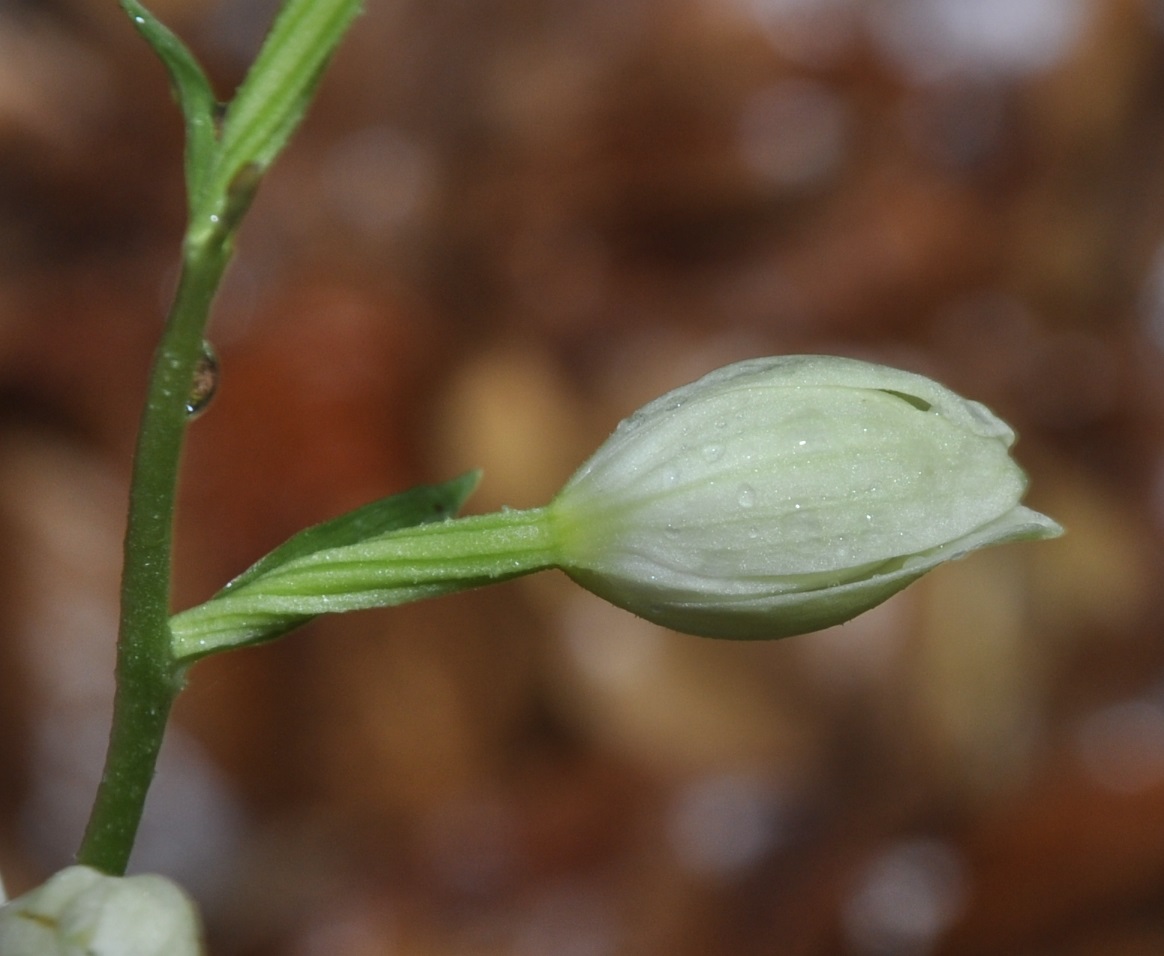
[119, 0, 218, 215]
[219, 471, 481, 595]
[173, 472, 481, 660]
[210, 0, 362, 212]
[171, 502, 557, 662]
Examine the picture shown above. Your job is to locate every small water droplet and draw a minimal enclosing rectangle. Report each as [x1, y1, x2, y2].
[186, 342, 219, 419]
[747, 526, 760, 539]
[133, 14, 146, 23]
[665, 469, 681, 486]
[702, 444, 724, 463]
[738, 484, 757, 508]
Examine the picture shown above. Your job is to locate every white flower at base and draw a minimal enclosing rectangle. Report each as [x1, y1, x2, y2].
[0, 866, 203, 956]
[548, 355, 1062, 639]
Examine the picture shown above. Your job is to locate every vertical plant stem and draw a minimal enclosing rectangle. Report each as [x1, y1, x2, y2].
[76, 232, 232, 875]
[73, 0, 358, 878]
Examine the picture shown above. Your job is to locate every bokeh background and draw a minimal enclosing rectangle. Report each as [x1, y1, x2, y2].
[3, 0, 1164, 952]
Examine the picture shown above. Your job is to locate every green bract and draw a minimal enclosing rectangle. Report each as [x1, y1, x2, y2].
[548, 355, 1062, 639]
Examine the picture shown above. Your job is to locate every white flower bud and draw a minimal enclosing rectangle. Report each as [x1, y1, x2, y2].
[0, 866, 203, 956]
[549, 355, 1061, 639]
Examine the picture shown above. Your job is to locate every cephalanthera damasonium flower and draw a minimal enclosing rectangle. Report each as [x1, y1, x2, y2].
[547, 355, 1062, 639]
[167, 354, 1062, 659]
[0, 866, 203, 955]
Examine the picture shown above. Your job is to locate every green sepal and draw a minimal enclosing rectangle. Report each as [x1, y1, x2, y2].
[119, 0, 218, 218]
[219, 470, 481, 595]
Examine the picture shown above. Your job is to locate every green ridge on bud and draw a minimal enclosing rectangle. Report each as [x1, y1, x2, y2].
[548, 354, 1062, 639]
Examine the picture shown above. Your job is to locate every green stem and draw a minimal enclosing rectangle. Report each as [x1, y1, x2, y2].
[170, 507, 560, 660]
[76, 230, 232, 875]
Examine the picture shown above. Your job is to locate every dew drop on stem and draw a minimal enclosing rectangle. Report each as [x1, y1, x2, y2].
[186, 341, 219, 419]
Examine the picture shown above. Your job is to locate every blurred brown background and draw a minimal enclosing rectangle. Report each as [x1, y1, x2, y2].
[3, 0, 1164, 952]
